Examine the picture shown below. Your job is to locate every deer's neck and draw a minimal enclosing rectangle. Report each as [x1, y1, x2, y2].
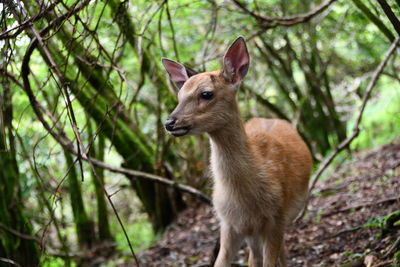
[208, 106, 255, 184]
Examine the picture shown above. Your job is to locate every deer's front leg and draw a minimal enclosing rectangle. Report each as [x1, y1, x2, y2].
[214, 222, 243, 267]
[247, 236, 263, 267]
[263, 226, 286, 267]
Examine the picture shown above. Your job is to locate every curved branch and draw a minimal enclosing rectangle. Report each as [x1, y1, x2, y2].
[0, 67, 25, 89]
[295, 36, 400, 222]
[19, 38, 211, 205]
[0, 0, 60, 40]
[83, 155, 212, 205]
[249, 89, 290, 121]
[352, 0, 395, 42]
[19, 27, 210, 266]
[232, 0, 336, 26]
[377, 0, 400, 36]
[0, 222, 41, 244]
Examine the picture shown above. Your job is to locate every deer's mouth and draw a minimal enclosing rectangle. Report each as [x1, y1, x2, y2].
[169, 126, 191, 137]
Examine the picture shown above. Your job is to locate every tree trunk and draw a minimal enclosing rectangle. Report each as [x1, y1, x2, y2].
[87, 120, 113, 242]
[0, 78, 40, 267]
[64, 151, 96, 249]
[20, 0, 185, 232]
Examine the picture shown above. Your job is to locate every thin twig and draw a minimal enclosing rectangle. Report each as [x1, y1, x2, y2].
[84, 149, 141, 266]
[352, 0, 395, 42]
[384, 236, 400, 258]
[325, 225, 364, 239]
[0, 258, 20, 267]
[232, 0, 336, 25]
[0, 222, 41, 244]
[0, 0, 61, 40]
[18, 42, 211, 205]
[326, 206, 400, 240]
[322, 196, 400, 218]
[165, 0, 180, 61]
[16, 6, 140, 265]
[295, 36, 400, 222]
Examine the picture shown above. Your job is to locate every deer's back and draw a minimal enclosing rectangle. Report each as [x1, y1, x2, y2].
[245, 118, 312, 222]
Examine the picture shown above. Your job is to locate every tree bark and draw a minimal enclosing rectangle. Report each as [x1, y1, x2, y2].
[20, 0, 185, 232]
[87, 120, 113, 242]
[0, 77, 40, 267]
[64, 151, 96, 249]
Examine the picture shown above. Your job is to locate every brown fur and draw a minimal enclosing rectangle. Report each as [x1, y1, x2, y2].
[167, 70, 312, 266]
[163, 37, 314, 265]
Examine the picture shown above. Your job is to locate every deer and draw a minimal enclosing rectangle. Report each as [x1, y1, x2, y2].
[161, 37, 312, 267]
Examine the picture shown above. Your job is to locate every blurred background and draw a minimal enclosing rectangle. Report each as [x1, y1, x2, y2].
[0, 0, 399, 266]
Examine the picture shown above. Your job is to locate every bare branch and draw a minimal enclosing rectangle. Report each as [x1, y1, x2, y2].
[295, 36, 400, 222]
[14, 2, 140, 262]
[0, 0, 60, 40]
[18, 39, 211, 205]
[165, 0, 180, 61]
[377, 0, 400, 36]
[232, 0, 336, 26]
[322, 195, 400, 218]
[0, 257, 20, 267]
[0, 222, 41, 244]
[352, 0, 395, 42]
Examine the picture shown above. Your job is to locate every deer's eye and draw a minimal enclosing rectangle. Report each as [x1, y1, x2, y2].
[200, 91, 213, 100]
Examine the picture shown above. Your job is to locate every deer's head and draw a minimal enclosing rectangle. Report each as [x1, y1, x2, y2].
[162, 37, 250, 136]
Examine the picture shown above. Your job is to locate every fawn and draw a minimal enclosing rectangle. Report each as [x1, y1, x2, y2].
[162, 37, 312, 267]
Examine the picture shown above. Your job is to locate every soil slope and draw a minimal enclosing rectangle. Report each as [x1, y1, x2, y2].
[139, 140, 400, 266]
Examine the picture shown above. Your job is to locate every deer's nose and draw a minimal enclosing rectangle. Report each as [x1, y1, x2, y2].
[165, 117, 177, 131]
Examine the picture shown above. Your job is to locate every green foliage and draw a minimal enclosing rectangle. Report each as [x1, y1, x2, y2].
[364, 215, 387, 229]
[394, 250, 400, 266]
[41, 256, 76, 267]
[115, 218, 155, 253]
[350, 77, 400, 150]
[339, 251, 366, 267]
[362, 210, 400, 236]
[1, 0, 400, 265]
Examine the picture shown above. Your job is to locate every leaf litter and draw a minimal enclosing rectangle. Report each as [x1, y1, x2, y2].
[137, 139, 400, 266]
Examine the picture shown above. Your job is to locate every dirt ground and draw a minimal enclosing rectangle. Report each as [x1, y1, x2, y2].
[138, 140, 400, 267]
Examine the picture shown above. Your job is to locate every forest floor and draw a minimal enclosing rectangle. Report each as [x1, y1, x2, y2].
[138, 140, 400, 267]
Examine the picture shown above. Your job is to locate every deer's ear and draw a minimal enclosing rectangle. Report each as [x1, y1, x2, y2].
[162, 58, 198, 89]
[221, 37, 250, 85]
